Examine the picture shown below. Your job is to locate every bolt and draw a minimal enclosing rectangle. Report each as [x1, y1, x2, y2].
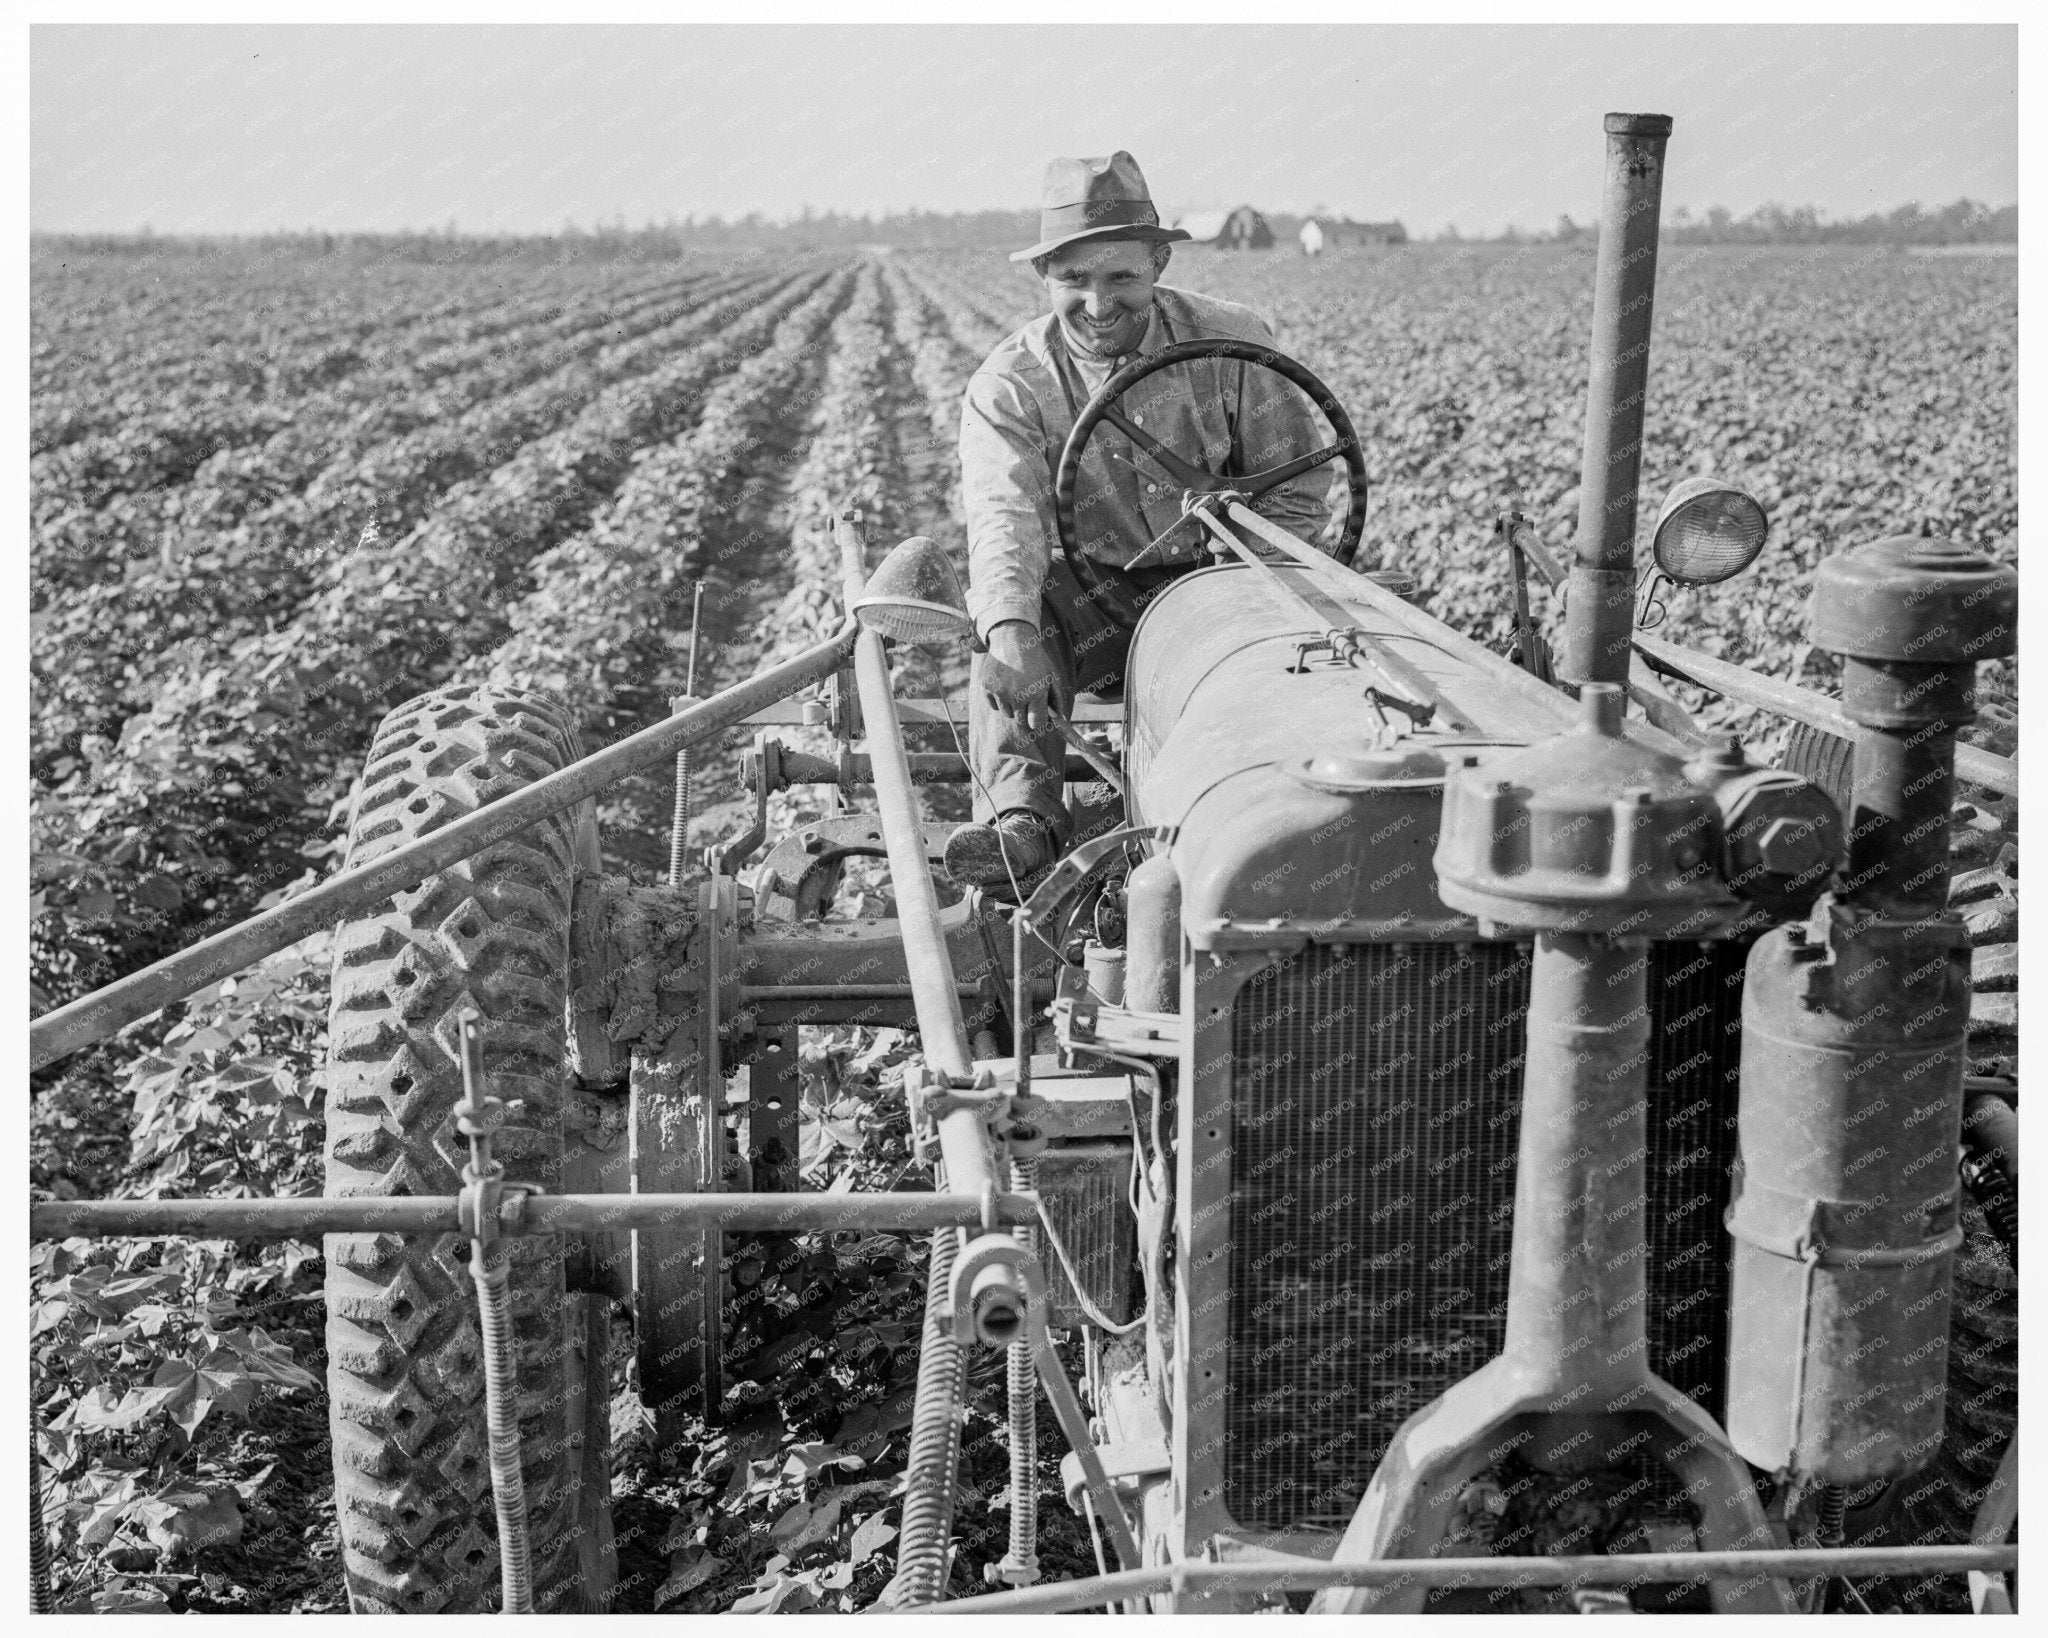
[1753, 816, 1811, 875]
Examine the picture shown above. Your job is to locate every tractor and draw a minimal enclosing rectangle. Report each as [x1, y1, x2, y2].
[30, 113, 2018, 1615]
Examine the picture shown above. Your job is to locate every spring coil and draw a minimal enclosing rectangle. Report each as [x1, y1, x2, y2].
[667, 745, 694, 889]
[455, 1010, 534, 1616]
[471, 1246, 534, 1614]
[999, 1155, 1041, 1586]
[31, 1409, 54, 1613]
[1816, 1483, 1848, 1548]
[883, 1227, 970, 1607]
[668, 590, 705, 892]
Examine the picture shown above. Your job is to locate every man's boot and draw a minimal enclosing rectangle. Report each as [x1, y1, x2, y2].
[942, 811, 1059, 893]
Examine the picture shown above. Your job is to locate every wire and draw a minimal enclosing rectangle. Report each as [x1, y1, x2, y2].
[941, 666, 1147, 1334]
[1025, 1051, 1157, 1339]
[1080, 1491, 1114, 1604]
[1032, 1188, 1143, 1337]
[1635, 569, 1671, 632]
[943, 702, 1069, 967]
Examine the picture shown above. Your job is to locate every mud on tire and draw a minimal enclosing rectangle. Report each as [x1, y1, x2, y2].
[322, 684, 597, 1612]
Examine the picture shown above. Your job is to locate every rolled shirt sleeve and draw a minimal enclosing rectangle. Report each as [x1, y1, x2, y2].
[960, 365, 1057, 639]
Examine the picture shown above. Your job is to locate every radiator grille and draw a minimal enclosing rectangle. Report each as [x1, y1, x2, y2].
[1642, 940, 1746, 1418]
[1223, 940, 1743, 1534]
[1037, 1141, 1137, 1329]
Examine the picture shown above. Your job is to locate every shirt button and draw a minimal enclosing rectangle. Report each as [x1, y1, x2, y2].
[1147, 483, 1158, 493]
[1134, 414, 1145, 425]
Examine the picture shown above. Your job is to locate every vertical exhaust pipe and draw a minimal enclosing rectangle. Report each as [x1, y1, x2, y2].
[1559, 112, 1673, 689]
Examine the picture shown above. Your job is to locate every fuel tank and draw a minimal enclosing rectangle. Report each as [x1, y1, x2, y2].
[1125, 562, 1599, 946]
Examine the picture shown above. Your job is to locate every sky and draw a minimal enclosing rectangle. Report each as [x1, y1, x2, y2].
[31, 23, 2018, 238]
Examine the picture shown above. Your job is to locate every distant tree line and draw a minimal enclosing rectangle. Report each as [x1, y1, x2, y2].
[1491, 197, 2015, 246]
[32, 195, 2014, 262]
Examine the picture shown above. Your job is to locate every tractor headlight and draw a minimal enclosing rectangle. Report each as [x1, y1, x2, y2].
[1650, 475, 1769, 586]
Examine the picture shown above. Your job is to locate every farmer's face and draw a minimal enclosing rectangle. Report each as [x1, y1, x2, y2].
[1044, 239, 1165, 356]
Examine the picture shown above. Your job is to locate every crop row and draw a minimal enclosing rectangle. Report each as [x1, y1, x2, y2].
[32, 262, 773, 573]
[33, 266, 820, 772]
[477, 266, 859, 733]
[760, 260, 899, 665]
[30, 250, 744, 445]
[29, 259, 682, 483]
[33, 264, 849, 1000]
[878, 259, 979, 491]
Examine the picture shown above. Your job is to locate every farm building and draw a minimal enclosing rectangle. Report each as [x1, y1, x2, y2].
[1173, 205, 1274, 249]
[1302, 216, 1408, 247]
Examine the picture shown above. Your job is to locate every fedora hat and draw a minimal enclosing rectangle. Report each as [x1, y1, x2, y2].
[1011, 151, 1192, 264]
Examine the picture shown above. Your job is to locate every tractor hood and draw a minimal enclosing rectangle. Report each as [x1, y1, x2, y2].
[1122, 563, 1670, 950]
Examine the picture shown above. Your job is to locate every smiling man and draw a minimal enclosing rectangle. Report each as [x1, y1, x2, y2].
[945, 151, 1334, 890]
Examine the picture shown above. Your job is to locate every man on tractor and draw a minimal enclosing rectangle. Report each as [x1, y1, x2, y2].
[942, 150, 1338, 890]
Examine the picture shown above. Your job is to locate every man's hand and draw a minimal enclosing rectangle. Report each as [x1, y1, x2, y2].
[982, 619, 1055, 721]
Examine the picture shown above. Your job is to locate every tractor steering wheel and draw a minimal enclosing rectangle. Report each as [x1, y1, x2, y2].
[1052, 337, 1369, 629]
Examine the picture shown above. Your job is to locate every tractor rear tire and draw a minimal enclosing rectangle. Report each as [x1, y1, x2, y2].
[322, 684, 607, 1613]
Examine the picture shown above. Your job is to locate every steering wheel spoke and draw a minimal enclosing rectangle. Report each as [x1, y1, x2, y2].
[1054, 337, 1369, 629]
[1241, 435, 1353, 498]
[1099, 404, 1220, 492]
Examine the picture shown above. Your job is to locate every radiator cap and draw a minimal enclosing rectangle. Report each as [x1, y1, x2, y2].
[1434, 683, 1737, 937]
[1288, 743, 1445, 793]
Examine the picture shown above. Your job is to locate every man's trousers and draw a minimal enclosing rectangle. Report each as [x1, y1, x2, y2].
[967, 557, 1193, 841]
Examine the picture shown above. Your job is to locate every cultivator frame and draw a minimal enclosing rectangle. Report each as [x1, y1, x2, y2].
[31, 110, 2019, 1617]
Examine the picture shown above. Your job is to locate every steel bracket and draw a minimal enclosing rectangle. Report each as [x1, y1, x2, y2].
[712, 734, 783, 875]
[1053, 973, 1181, 1060]
[1059, 1441, 1170, 1512]
[907, 1060, 1010, 1160]
[459, 1179, 539, 1245]
[753, 813, 954, 922]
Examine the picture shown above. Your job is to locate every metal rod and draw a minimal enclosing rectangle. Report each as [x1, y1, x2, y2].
[1559, 112, 1673, 689]
[30, 628, 858, 1071]
[775, 749, 1097, 786]
[457, 1012, 532, 1614]
[1220, 499, 1576, 725]
[31, 1191, 1039, 1242]
[1507, 514, 1567, 590]
[1633, 630, 2018, 797]
[30, 1407, 53, 1613]
[837, 515, 1020, 1342]
[743, 698, 1122, 729]
[1046, 711, 1125, 795]
[1026, 1296, 1140, 1572]
[840, 527, 996, 1125]
[1501, 511, 1543, 675]
[923, 1544, 2020, 1615]
[1191, 510, 1475, 731]
[738, 983, 979, 1002]
[667, 580, 708, 890]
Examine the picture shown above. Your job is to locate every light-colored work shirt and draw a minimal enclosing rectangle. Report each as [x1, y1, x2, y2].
[959, 284, 1339, 639]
